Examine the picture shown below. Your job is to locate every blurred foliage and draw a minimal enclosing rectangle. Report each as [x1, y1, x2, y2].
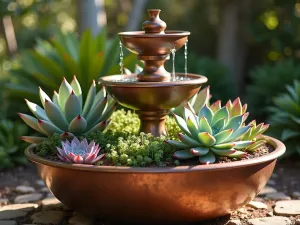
[166, 53, 236, 102]
[268, 80, 300, 157]
[0, 120, 28, 169]
[4, 29, 137, 116]
[248, 0, 300, 64]
[247, 60, 300, 119]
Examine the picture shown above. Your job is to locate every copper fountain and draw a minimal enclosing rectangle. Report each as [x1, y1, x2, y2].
[25, 8, 286, 225]
[99, 9, 207, 136]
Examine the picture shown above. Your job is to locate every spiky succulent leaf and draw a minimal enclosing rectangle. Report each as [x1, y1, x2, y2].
[58, 78, 73, 113]
[168, 89, 269, 164]
[173, 149, 195, 159]
[82, 80, 96, 117]
[65, 91, 82, 122]
[20, 77, 116, 143]
[199, 151, 216, 164]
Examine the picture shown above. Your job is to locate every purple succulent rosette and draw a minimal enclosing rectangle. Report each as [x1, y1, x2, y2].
[57, 137, 104, 164]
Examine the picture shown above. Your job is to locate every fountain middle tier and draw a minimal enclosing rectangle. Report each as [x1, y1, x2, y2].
[99, 73, 207, 136]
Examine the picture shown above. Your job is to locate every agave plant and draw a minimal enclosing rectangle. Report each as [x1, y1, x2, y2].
[268, 80, 300, 157]
[166, 87, 269, 164]
[5, 29, 137, 111]
[57, 137, 104, 164]
[19, 76, 117, 144]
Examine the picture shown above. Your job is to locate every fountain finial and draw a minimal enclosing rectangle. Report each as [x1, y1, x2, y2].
[142, 9, 166, 34]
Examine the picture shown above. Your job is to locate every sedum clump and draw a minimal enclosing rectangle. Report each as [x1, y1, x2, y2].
[107, 108, 180, 138]
[19, 76, 117, 144]
[166, 87, 269, 164]
[104, 133, 175, 167]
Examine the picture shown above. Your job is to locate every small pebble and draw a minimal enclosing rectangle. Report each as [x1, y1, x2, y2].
[267, 179, 276, 186]
[248, 216, 291, 225]
[0, 220, 17, 225]
[247, 201, 268, 209]
[36, 180, 45, 186]
[39, 187, 50, 192]
[68, 213, 95, 225]
[0, 198, 9, 205]
[41, 197, 61, 206]
[31, 211, 69, 225]
[15, 185, 35, 193]
[253, 197, 264, 202]
[292, 192, 300, 199]
[258, 186, 277, 196]
[264, 192, 291, 201]
[0, 203, 38, 220]
[227, 220, 241, 225]
[14, 193, 43, 203]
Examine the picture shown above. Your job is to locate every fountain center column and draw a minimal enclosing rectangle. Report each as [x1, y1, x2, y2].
[138, 110, 168, 136]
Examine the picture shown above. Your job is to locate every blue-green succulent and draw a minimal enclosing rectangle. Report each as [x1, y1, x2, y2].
[166, 87, 269, 164]
[19, 76, 117, 143]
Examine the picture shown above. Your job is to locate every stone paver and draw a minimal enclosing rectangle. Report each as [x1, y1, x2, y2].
[41, 197, 61, 205]
[247, 201, 268, 209]
[267, 179, 276, 186]
[264, 192, 291, 200]
[227, 219, 241, 225]
[0, 198, 9, 205]
[253, 197, 264, 202]
[248, 216, 291, 225]
[258, 186, 277, 195]
[0, 220, 17, 225]
[31, 211, 68, 224]
[39, 187, 49, 192]
[15, 185, 35, 193]
[14, 193, 43, 203]
[293, 192, 300, 199]
[36, 180, 45, 186]
[274, 200, 300, 216]
[0, 203, 38, 220]
[68, 213, 95, 225]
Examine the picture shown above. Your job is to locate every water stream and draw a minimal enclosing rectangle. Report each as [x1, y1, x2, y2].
[184, 39, 188, 78]
[171, 47, 176, 81]
[119, 41, 124, 76]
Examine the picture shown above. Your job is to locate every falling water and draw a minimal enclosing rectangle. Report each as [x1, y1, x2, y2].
[171, 47, 176, 81]
[119, 41, 124, 76]
[184, 39, 188, 78]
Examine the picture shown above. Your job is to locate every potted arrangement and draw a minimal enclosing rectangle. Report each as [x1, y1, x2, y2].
[21, 9, 285, 225]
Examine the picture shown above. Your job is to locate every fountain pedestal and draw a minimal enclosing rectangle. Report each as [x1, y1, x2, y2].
[100, 9, 207, 136]
[139, 110, 168, 136]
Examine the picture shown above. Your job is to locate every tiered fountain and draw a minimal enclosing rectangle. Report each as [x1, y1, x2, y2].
[100, 9, 207, 137]
[25, 9, 285, 225]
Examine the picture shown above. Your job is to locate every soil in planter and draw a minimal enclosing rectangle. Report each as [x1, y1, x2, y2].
[37, 143, 274, 167]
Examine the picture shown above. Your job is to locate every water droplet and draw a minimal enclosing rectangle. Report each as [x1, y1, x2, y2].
[184, 39, 188, 78]
[119, 41, 124, 76]
[171, 47, 176, 81]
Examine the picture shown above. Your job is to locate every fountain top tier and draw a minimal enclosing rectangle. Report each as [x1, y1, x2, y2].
[118, 9, 190, 82]
[99, 9, 207, 137]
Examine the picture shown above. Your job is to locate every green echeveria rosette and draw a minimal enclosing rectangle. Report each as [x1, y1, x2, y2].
[166, 87, 269, 164]
[19, 76, 117, 144]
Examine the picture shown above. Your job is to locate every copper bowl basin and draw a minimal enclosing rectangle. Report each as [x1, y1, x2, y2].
[99, 73, 207, 110]
[119, 31, 190, 55]
[25, 136, 285, 224]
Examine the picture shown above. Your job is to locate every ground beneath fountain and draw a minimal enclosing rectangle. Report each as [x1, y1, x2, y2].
[0, 159, 300, 225]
